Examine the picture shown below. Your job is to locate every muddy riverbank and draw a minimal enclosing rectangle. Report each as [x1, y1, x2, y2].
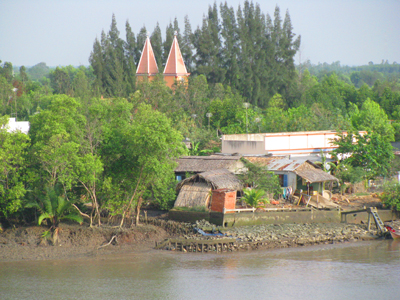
[0, 223, 170, 262]
[1, 217, 399, 261]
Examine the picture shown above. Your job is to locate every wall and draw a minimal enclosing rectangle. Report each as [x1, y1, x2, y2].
[211, 189, 236, 213]
[169, 208, 395, 227]
[7, 118, 29, 134]
[222, 131, 367, 156]
[341, 209, 395, 224]
[222, 209, 341, 227]
[222, 140, 267, 155]
[275, 171, 297, 190]
[168, 210, 210, 223]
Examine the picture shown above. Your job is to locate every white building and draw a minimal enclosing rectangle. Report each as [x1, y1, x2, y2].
[222, 130, 367, 157]
[6, 118, 30, 134]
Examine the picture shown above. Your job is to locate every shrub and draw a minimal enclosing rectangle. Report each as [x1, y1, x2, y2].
[381, 181, 400, 211]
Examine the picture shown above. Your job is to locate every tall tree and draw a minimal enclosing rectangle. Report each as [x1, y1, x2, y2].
[193, 3, 225, 83]
[104, 103, 186, 226]
[181, 15, 194, 73]
[124, 20, 137, 95]
[89, 35, 105, 96]
[351, 98, 395, 141]
[0, 116, 30, 221]
[103, 14, 126, 97]
[332, 131, 394, 179]
[163, 22, 174, 68]
[136, 26, 148, 64]
[151, 23, 163, 71]
[220, 2, 239, 88]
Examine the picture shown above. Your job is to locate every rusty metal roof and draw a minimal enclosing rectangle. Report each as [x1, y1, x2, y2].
[245, 156, 338, 182]
[245, 156, 308, 171]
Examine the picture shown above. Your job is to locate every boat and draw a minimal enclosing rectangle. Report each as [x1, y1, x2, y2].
[384, 225, 400, 240]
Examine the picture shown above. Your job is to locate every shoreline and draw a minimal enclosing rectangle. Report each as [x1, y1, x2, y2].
[2, 219, 396, 262]
[155, 221, 386, 252]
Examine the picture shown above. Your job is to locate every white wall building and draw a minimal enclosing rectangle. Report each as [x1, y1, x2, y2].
[6, 118, 30, 134]
[222, 130, 367, 156]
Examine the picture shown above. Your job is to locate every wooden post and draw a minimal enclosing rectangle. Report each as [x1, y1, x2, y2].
[367, 211, 371, 231]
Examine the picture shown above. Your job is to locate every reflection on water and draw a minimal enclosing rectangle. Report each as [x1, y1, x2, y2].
[1, 240, 399, 300]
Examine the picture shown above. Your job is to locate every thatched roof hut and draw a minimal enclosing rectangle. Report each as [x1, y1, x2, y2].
[174, 169, 243, 208]
[175, 155, 245, 174]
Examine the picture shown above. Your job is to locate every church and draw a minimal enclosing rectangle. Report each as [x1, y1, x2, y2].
[136, 32, 190, 88]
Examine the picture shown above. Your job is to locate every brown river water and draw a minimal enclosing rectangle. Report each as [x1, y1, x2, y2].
[1, 240, 399, 300]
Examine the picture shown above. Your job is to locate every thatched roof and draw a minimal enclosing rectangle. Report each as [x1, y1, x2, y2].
[174, 182, 211, 208]
[176, 168, 243, 191]
[174, 169, 242, 208]
[295, 169, 338, 183]
[175, 155, 243, 173]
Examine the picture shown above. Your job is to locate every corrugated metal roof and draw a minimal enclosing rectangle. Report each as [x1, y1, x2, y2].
[245, 156, 308, 171]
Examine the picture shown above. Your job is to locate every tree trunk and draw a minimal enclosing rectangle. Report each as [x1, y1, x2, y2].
[135, 196, 144, 226]
[119, 166, 144, 228]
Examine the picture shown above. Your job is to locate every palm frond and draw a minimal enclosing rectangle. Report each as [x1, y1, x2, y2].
[38, 212, 52, 225]
[61, 213, 83, 225]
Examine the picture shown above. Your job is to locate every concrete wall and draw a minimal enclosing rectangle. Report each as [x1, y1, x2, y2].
[169, 208, 396, 227]
[7, 118, 29, 134]
[222, 140, 267, 155]
[222, 131, 367, 156]
[222, 209, 341, 227]
[341, 209, 395, 224]
[169, 210, 210, 223]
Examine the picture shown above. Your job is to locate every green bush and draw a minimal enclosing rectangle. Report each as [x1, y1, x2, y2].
[381, 181, 400, 211]
[242, 188, 269, 208]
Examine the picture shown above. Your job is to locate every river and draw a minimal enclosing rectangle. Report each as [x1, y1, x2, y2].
[1, 240, 399, 300]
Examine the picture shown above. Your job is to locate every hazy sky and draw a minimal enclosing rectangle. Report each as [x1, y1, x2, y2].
[0, 0, 399, 67]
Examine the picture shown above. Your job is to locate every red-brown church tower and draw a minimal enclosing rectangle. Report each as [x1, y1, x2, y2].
[136, 35, 159, 82]
[163, 32, 190, 88]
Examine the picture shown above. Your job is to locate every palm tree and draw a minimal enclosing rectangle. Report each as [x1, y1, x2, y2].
[26, 188, 83, 244]
[242, 188, 268, 208]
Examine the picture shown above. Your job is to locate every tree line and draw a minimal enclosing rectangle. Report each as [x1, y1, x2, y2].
[1, 1, 400, 227]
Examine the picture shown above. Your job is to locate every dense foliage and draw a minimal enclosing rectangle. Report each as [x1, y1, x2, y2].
[381, 181, 400, 212]
[1, 1, 400, 226]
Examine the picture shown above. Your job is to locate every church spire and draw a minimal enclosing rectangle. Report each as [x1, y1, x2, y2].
[136, 34, 159, 79]
[163, 31, 190, 88]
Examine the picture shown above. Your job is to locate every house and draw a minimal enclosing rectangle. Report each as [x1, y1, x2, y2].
[244, 156, 338, 195]
[5, 118, 29, 134]
[174, 169, 243, 209]
[174, 155, 245, 181]
[222, 130, 367, 156]
[136, 32, 189, 88]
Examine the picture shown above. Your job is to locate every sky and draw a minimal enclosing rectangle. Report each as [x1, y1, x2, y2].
[0, 0, 399, 67]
